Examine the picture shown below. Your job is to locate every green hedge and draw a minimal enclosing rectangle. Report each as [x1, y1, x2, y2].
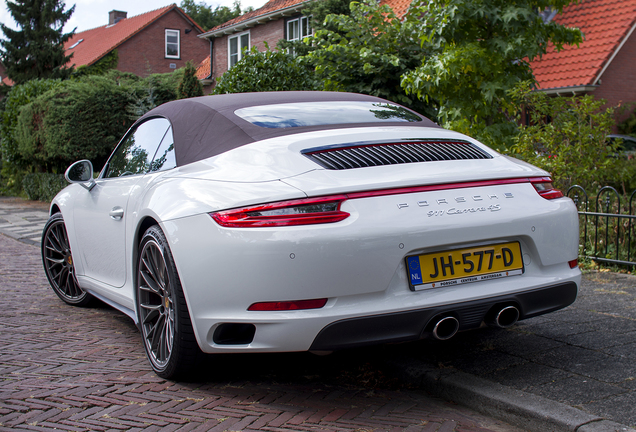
[22, 173, 67, 202]
[15, 75, 134, 173]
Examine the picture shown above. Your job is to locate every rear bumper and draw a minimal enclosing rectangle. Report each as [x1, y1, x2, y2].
[309, 282, 577, 351]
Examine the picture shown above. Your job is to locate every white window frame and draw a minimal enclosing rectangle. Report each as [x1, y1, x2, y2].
[286, 16, 312, 43]
[165, 29, 180, 59]
[286, 16, 312, 56]
[228, 31, 250, 69]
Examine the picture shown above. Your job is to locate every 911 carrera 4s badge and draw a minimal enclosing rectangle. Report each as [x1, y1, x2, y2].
[406, 241, 524, 291]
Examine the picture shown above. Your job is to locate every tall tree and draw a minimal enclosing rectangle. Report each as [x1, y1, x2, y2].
[302, 1, 436, 118]
[277, 0, 351, 57]
[0, 0, 76, 85]
[401, 0, 584, 150]
[180, 0, 249, 31]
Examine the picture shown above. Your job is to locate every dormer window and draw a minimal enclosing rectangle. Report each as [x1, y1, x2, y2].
[165, 29, 180, 59]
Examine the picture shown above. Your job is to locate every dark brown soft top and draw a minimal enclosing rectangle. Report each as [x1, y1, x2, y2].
[138, 91, 439, 167]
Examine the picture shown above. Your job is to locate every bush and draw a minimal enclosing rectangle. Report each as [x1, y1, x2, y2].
[22, 173, 67, 202]
[0, 79, 62, 167]
[127, 69, 184, 118]
[213, 47, 318, 94]
[0, 161, 27, 197]
[2, 68, 186, 197]
[14, 75, 136, 173]
[178, 61, 204, 99]
[509, 83, 621, 191]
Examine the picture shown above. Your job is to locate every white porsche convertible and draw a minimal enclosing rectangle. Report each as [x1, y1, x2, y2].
[42, 92, 581, 379]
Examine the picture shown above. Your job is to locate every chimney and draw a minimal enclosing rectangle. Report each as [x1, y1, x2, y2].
[108, 10, 127, 25]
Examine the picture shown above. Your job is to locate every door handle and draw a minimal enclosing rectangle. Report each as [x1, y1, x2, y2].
[109, 207, 124, 220]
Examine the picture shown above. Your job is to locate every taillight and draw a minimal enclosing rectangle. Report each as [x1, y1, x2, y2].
[211, 195, 349, 227]
[568, 259, 578, 269]
[531, 177, 564, 200]
[248, 298, 328, 311]
[212, 177, 564, 227]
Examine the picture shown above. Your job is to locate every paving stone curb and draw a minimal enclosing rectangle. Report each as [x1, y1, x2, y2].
[383, 357, 636, 432]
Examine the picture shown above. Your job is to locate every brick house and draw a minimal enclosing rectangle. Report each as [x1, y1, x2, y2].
[65, 4, 210, 77]
[195, 0, 406, 89]
[196, 0, 310, 88]
[197, 0, 636, 117]
[529, 0, 636, 114]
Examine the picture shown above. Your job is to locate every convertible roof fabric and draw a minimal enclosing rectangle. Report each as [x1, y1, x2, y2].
[138, 91, 440, 167]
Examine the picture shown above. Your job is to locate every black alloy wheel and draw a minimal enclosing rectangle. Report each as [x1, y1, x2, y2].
[136, 225, 202, 379]
[42, 213, 93, 306]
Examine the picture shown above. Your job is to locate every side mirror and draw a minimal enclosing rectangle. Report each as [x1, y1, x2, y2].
[65, 160, 96, 191]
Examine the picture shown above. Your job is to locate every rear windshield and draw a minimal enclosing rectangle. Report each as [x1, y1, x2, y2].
[234, 101, 422, 128]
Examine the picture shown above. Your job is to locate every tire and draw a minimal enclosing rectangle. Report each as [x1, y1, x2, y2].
[42, 213, 93, 306]
[136, 225, 202, 379]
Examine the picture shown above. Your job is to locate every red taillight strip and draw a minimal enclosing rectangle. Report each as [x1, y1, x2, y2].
[248, 298, 328, 311]
[530, 177, 564, 200]
[211, 195, 349, 227]
[347, 177, 550, 200]
[211, 177, 562, 228]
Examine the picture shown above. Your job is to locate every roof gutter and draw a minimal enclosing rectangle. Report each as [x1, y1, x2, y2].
[536, 85, 598, 96]
[198, 2, 308, 39]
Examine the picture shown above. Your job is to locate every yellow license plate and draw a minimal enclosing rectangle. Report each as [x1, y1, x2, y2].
[406, 242, 523, 290]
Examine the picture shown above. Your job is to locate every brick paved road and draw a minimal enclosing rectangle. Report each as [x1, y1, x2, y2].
[0, 233, 522, 432]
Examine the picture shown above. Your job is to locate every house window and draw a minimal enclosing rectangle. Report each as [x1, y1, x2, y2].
[286, 16, 312, 56]
[165, 29, 180, 59]
[287, 16, 312, 43]
[228, 31, 250, 68]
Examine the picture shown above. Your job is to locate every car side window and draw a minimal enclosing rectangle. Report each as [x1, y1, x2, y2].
[105, 118, 171, 178]
[149, 126, 176, 172]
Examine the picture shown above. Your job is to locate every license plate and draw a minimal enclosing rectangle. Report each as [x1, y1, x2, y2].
[406, 242, 523, 291]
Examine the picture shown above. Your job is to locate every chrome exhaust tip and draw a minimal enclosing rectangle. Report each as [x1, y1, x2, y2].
[432, 316, 460, 340]
[491, 305, 520, 329]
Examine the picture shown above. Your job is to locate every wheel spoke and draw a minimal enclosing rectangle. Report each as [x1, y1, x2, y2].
[149, 314, 165, 357]
[45, 242, 63, 255]
[45, 256, 65, 265]
[139, 266, 161, 294]
[165, 313, 174, 353]
[47, 228, 63, 253]
[141, 254, 164, 292]
[55, 224, 69, 251]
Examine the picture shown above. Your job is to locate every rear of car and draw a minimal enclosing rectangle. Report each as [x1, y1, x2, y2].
[162, 126, 580, 354]
[47, 92, 580, 379]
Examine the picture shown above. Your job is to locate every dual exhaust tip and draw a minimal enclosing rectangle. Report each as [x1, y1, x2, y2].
[430, 305, 520, 341]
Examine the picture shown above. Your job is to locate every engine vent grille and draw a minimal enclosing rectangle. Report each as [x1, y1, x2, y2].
[303, 140, 493, 170]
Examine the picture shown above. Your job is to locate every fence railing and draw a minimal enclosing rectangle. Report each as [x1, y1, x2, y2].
[567, 185, 636, 267]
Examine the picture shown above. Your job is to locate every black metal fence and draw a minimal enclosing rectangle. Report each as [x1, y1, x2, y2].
[567, 185, 636, 267]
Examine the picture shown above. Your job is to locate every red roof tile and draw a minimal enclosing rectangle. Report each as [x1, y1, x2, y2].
[64, 4, 202, 68]
[531, 0, 636, 90]
[205, 0, 409, 37]
[206, 0, 309, 34]
[196, 55, 211, 80]
[381, 0, 411, 18]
